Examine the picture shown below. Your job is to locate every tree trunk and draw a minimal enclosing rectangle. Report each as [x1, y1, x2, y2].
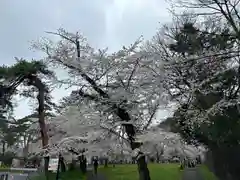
[137, 153, 151, 180]
[29, 76, 49, 179]
[121, 123, 151, 180]
[79, 155, 87, 174]
[44, 156, 49, 177]
[75, 39, 151, 180]
[69, 159, 76, 171]
[119, 117, 151, 180]
[131, 142, 151, 180]
[38, 90, 49, 177]
[2, 141, 5, 156]
[156, 152, 159, 163]
[60, 156, 66, 172]
[104, 159, 108, 168]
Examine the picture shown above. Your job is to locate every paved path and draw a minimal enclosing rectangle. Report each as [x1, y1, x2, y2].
[86, 166, 107, 180]
[0, 172, 29, 180]
[182, 167, 204, 180]
[86, 172, 106, 180]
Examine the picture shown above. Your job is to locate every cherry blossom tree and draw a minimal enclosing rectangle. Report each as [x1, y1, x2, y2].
[137, 126, 204, 162]
[32, 28, 168, 180]
[27, 103, 130, 174]
[28, 101, 203, 176]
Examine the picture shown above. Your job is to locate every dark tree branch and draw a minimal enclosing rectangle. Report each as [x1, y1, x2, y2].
[126, 58, 140, 89]
[100, 125, 130, 142]
[143, 102, 159, 130]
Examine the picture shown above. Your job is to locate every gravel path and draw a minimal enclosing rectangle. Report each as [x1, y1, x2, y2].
[182, 167, 204, 180]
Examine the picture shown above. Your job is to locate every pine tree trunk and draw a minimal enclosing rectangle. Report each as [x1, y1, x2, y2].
[37, 89, 49, 178]
[29, 76, 49, 179]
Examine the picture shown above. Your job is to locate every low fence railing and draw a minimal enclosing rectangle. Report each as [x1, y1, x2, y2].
[0, 167, 39, 180]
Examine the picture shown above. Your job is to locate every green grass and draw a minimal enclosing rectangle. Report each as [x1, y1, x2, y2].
[29, 164, 217, 180]
[32, 170, 86, 180]
[199, 165, 218, 180]
[99, 163, 182, 180]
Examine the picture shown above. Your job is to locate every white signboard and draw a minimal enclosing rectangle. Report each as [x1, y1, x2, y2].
[48, 158, 59, 172]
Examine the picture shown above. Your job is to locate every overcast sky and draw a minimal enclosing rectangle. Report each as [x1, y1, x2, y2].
[0, 0, 172, 119]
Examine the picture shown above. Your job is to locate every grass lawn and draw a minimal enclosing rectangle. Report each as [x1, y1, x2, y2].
[199, 165, 218, 180]
[31, 170, 86, 180]
[27, 164, 218, 180]
[99, 163, 182, 180]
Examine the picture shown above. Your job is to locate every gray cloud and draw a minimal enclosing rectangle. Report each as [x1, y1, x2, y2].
[0, 0, 111, 64]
